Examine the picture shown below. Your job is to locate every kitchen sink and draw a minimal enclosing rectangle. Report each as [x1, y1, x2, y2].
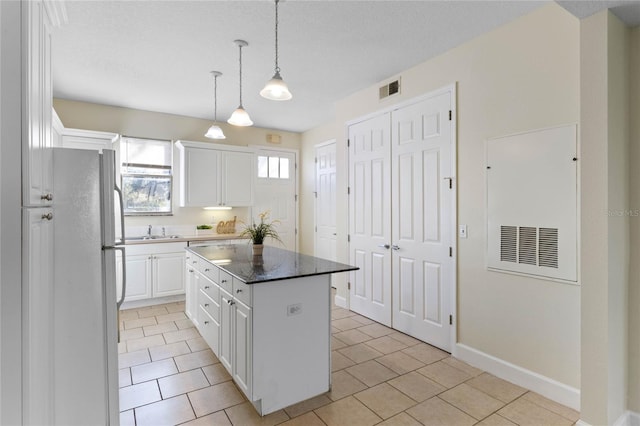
[125, 235, 182, 241]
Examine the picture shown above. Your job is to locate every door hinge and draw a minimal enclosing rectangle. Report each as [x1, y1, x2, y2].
[295, 194, 298, 202]
[295, 228, 298, 235]
[315, 157, 318, 163]
[449, 314, 453, 325]
[449, 247, 453, 257]
[347, 186, 351, 195]
[347, 139, 350, 147]
[348, 234, 351, 243]
[449, 110, 452, 121]
[315, 226, 317, 232]
[314, 191, 318, 198]
[348, 282, 351, 290]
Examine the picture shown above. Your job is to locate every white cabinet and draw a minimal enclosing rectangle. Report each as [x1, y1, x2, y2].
[176, 140, 254, 207]
[233, 298, 252, 395]
[184, 252, 199, 322]
[118, 242, 185, 303]
[23, 0, 55, 207]
[60, 128, 119, 152]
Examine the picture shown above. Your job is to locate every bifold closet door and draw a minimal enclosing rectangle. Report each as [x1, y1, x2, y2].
[348, 113, 392, 327]
[391, 91, 454, 352]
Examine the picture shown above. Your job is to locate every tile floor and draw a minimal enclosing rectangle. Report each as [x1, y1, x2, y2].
[118, 299, 580, 426]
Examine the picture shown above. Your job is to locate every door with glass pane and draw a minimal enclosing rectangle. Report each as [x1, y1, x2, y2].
[253, 149, 298, 251]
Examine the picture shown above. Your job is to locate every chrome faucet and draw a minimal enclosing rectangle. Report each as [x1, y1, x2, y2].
[147, 225, 152, 237]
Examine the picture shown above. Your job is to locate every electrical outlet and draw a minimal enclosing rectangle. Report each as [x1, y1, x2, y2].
[287, 303, 302, 316]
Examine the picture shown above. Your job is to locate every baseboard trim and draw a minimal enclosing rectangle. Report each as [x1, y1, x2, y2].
[630, 411, 640, 426]
[334, 294, 348, 309]
[455, 343, 580, 411]
[120, 295, 185, 310]
[614, 410, 640, 426]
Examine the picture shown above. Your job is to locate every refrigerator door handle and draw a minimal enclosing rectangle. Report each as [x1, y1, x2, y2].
[113, 246, 127, 309]
[114, 184, 126, 245]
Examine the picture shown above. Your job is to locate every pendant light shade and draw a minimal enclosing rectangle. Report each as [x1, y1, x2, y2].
[205, 71, 226, 139]
[261, 0, 292, 101]
[228, 40, 253, 127]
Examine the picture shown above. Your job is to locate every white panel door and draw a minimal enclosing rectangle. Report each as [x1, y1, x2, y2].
[348, 114, 392, 326]
[391, 91, 454, 351]
[315, 142, 337, 261]
[253, 149, 298, 251]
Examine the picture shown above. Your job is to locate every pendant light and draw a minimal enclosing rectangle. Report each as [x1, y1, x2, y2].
[228, 40, 253, 127]
[205, 71, 226, 139]
[260, 0, 292, 101]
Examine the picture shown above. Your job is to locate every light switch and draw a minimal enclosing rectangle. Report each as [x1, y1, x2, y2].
[459, 225, 468, 239]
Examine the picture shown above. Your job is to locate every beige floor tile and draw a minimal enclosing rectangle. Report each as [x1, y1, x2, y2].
[345, 360, 398, 387]
[130, 358, 178, 384]
[158, 368, 210, 399]
[187, 336, 209, 352]
[143, 321, 178, 336]
[124, 316, 158, 330]
[225, 401, 289, 425]
[388, 371, 445, 402]
[331, 351, 356, 371]
[476, 413, 518, 426]
[188, 381, 245, 417]
[350, 314, 375, 326]
[202, 363, 232, 385]
[331, 308, 356, 320]
[401, 343, 449, 365]
[180, 410, 232, 426]
[119, 309, 139, 321]
[333, 329, 373, 345]
[331, 336, 348, 351]
[156, 312, 188, 324]
[119, 349, 151, 369]
[119, 368, 132, 388]
[387, 332, 422, 347]
[278, 411, 325, 426]
[376, 351, 426, 375]
[327, 370, 368, 401]
[166, 302, 186, 313]
[164, 327, 201, 344]
[521, 392, 580, 422]
[120, 409, 135, 426]
[466, 373, 527, 403]
[338, 343, 384, 363]
[332, 317, 363, 331]
[137, 306, 169, 318]
[354, 382, 417, 419]
[135, 394, 195, 426]
[376, 412, 423, 426]
[417, 360, 473, 388]
[174, 349, 218, 372]
[315, 396, 382, 426]
[119, 381, 161, 411]
[406, 397, 476, 426]
[365, 335, 408, 354]
[126, 334, 166, 352]
[498, 398, 574, 426]
[358, 323, 395, 338]
[149, 341, 191, 361]
[175, 318, 196, 329]
[284, 394, 332, 418]
[439, 383, 505, 420]
[441, 357, 484, 377]
[120, 327, 144, 341]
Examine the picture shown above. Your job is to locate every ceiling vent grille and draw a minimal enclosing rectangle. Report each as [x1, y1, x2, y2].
[379, 79, 400, 100]
[499, 225, 559, 269]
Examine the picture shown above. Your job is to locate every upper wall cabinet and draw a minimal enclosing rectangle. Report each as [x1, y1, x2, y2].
[60, 127, 119, 152]
[175, 141, 254, 208]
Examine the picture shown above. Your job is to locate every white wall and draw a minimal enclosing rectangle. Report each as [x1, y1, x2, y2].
[301, 2, 581, 393]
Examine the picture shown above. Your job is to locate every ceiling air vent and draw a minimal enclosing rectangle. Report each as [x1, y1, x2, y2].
[379, 79, 400, 100]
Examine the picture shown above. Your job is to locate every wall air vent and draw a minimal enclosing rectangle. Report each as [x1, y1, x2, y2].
[499, 225, 559, 269]
[379, 79, 400, 100]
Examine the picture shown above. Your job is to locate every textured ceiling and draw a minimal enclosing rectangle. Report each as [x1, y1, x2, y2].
[51, 1, 638, 134]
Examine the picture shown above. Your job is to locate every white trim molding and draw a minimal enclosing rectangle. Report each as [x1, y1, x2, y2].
[456, 343, 580, 411]
[334, 293, 347, 309]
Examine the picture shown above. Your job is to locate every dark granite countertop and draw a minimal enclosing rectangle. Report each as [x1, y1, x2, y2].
[187, 243, 358, 284]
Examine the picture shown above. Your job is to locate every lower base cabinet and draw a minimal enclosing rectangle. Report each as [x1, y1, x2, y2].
[187, 250, 330, 415]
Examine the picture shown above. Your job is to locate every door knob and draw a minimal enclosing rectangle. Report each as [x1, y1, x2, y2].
[391, 245, 400, 251]
[378, 244, 390, 250]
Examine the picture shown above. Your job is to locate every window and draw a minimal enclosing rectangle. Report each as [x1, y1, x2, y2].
[121, 137, 173, 215]
[257, 155, 290, 179]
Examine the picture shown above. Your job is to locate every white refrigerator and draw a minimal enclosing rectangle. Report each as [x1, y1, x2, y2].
[52, 147, 125, 425]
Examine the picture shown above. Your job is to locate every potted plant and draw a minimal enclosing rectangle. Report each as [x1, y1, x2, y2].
[239, 211, 282, 256]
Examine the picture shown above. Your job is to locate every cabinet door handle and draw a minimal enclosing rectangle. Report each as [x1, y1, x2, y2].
[204, 285, 210, 289]
[204, 303, 209, 307]
[192, 260, 197, 264]
[221, 279, 228, 283]
[40, 193, 53, 201]
[204, 320, 209, 325]
[205, 268, 210, 272]
[189, 269, 194, 273]
[41, 213, 53, 221]
[236, 289, 242, 294]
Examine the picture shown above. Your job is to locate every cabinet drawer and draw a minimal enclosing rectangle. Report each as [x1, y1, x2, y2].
[197, 306, 219, 355]
[199, 289, 219, 320]
[200, 274, 219, 301]
[233, 278, 252, 307]
[219, 270, 233, 293]
[200, 263, 219, 283]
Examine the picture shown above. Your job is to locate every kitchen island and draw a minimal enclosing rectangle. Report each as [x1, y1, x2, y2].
[185, 243, 357, 415]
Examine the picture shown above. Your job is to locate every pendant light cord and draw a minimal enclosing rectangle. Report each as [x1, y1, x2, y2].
[239, 43, 244, 106]
[213, 74, 218, 123]
[274, 0, 280, 73]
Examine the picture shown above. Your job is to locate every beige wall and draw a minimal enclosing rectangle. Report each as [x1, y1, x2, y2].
[628, 26, 640, 415]
[53, 99, 302, 230]
[580, 11, 630, 424]
[301, 3, 581, 390]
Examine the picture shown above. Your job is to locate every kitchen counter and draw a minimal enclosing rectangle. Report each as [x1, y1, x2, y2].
[124, 234, 245, 245]
[187, 243, 358, 284]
